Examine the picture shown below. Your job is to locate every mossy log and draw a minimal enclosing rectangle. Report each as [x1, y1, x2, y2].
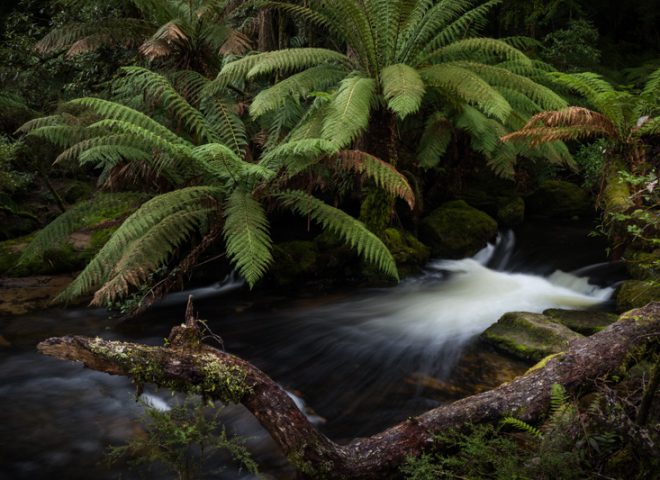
[38, 301, 660, 479]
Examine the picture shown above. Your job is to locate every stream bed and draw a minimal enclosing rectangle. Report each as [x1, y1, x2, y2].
[0, 222, 627, 479]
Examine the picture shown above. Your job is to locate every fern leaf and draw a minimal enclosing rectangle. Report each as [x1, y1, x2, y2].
[336, 150, 415, 208]
[250, 64, 346, 118]
[501, 416, 542, 438]
[417, 112, 452, 168]
[17, 193, 148, 267]
[421, 64, 512, 121]
[380, 63, 426, 119]
[277, 190, 399, 280]
[223, 189, 272, 288]
[259, 138, 338, 174]
[56, 187, 222, 304]
[322, 75, 377, 148]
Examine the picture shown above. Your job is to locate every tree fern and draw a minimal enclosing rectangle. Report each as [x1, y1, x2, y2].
[277, 190, 399, 279]
[223, 189, 273, 288]
[417, 112, 452, 168]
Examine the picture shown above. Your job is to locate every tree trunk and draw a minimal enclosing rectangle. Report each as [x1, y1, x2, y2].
[38, 302, 660, 479]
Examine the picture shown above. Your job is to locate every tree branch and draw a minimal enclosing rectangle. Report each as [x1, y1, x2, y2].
[38, 302, 660, 479]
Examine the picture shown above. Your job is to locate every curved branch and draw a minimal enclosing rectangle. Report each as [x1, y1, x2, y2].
[38, 302, 660, 478]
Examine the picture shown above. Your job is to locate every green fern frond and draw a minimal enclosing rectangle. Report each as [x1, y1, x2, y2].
[550, 383, 568, 415]
[223, 189, 272, 288]
[201, 98, 248, 156]
[192, 144, 273, 183]
[322, 75, 377, 148]
[277, 190, 399, 280]
[16, 114, 66, 133]
[426, 37, 532, 66]
[380, 63, 426, 119]
[56, 186, 222, 304]
[259, 138, 338, 173]
[69, 97, 188, 146]
[287, 97, 330, 142]
[417, 111, 452, 168]
[336, 150, 415, 208]
[501, 416, 542, 438]
[17, 192, 148, 267]
[422, 64, 512, 121]
[249, 64, 347, 118]
[119, 67, 212, 143]
[246, 48, 351, 80]
[94, 207, 213, 304]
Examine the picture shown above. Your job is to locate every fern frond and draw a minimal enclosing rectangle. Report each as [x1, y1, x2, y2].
[56, 187, 222, 304]
[192, 144, 273, 183]
[322, 75, 377, 148]
[201, 98, 248, 156]
[93, 207, 213, 304]
[119, 67, 213, 143]
[17, 193, 148, 267]
[336, 150, 415, 208]
[425, 37, 532, 66]
[69, 97, 188, 146]
[501, 416, 542, 438]
[421, 64, 512, 121]
[249, 64, 346, 118]
[223, 189, 272, 288]
[380, 63, 426, 119]
[417, 111, 452, 168]
[550, 383, 568, 415]
[259, 138, 338, 174]
[277, 190, 399, 279]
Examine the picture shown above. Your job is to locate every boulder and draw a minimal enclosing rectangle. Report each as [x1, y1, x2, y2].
[543, 308, 618, 335]
[420, 200, 498, 258]
[496, 196, 525, 227]
[381, 228, 430, 275]
[481, 312, 583, 362]
[526, 180, 592, 219]
[616, 280, 660, 312]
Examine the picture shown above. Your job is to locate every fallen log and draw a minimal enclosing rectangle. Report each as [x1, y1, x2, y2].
[38, 301, 660, 479]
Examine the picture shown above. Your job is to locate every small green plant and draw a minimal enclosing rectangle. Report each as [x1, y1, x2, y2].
[107, 394, 259, 480]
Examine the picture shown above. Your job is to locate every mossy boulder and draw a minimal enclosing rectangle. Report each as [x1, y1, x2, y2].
[496, 196, 525, 227]
[543, 308, 618, 335]
[382, 228, 430, 275]
[616, 280, 660, 312]
[481, 312, 583, 362]
[420, 200, 498, 258]
[526, 180, 593, 219]
[623, 248, 660, 280]
[270, 240, 319, 286]
[0, 192, 145, 276]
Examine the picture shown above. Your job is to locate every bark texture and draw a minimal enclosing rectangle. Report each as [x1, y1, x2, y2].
[38, 302, 660, 479]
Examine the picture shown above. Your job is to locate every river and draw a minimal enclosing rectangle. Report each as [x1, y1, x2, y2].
[0, 221, 626, 479]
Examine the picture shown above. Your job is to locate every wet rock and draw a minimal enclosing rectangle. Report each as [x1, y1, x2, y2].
[623, 248, 660, 280]
[481, 312, 583, 362]
[616, 280, 660, 312]
[543, 308, 618, 335]
[0, 274, 77, 316]
[420, 200, 498, 258]
[526, 180, 593, 219]
[381, 228, 429, 275]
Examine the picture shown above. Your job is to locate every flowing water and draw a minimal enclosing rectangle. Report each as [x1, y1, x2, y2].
[0, 223, 625, 479]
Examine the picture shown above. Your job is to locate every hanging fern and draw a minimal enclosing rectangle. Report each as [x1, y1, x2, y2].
[223, 189, 273, 288]
[277, 190, 399, 280]
[500, 416, 543, 438]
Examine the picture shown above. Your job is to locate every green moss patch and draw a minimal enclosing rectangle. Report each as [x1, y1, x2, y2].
[543, 308, 618, 335]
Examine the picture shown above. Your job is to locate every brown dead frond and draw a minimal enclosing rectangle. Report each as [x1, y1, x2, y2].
[502, 107, 619, 145]
[219, 29, 252, 55]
